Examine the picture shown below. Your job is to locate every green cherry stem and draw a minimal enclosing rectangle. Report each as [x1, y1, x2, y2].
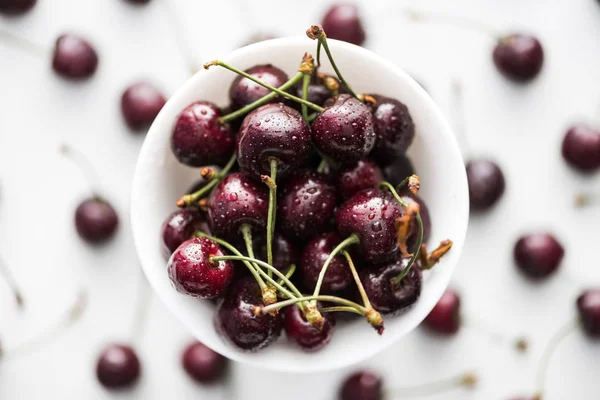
[389, 371, 478, 397]
[177, 153, 237, 207]
[312, 234, 360, 297]
[0, 255, 24, 308]
[278, 264, 296, 287]
[306, 25, 358, 99]
[316, 41, 322, 68]
[316, 158, 328, 174]
[259, 295, 367, 316]
[342, 250, 372, 309]
[319, 306, 363, 315]
[301, 73, 311, 121]
[204, 60, 324, 113]
[262, 158, 278, 278]
[239, 224, 261, 273]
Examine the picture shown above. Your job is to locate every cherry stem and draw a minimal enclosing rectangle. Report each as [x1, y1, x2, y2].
[204, 60, 324, 113]
[380, 181, 425, 285]
[316, 41, 322, 68]
[0, 290, 87, 360]
[396, 174, 421, 195]
[462, 315, 528, 353]
[0, 255, 24, 308]
[278, 264, 296, 287]
[307, 112, 318, 122]
[312, 234, 360, 297]
[389, 371, 478, 397]
[177, 153, 237, 207]
[219, 71, 304, 123]
[405, 8, 501, 40]
[259, 295, 367, 316]
[301, 73, 311, 121]
[306, 25, 358, 99]
[130, 270, 152, 343]
[535, 319, 579, 396]
[0, 29, 48, 58]
[262, 158, 278, 278]
[342, 250, 372, 309]
[320, 306, 363, 315]
[60, 144, 102, 196]
[239, 223, 262, 274]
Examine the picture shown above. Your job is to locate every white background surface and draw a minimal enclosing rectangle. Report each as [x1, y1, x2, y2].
[1, 0, 600, 399]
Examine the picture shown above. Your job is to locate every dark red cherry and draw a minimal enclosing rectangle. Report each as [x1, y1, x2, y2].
[381, 154, 415, 186]
[0, 0, 36, 14]
[161, 208, 206, 257]
[96, 344, 141, 389]
[254, 233, 298, 272]
[167, 237, 234, 299]
[121, 82, 166, 131]
[360, 257, 422, 315]
[466, 159, 505, 211]
[237, 104, 312, 179]
[311, 94, 376, 165]
[52, 34, 99, 79]
[171, 101, 235, 167]
[229, 64, 289, 110]
[577, 289, 600, 338]
[295, 82, 331, 107]
[561, 124, 600, 173]
[339, 370, 383, 400]
[513, 233, 564, 280]
[493, 34, 544, 83]
[75, 197, 118, 244]
[285, 303, 335, 352]
[336, 188, 404, 264]
[278, 170, 338, 242]
[368, 95, 415, 165]
[321, 3, 366, 46]
[300, 232, 353, 293]
[401, 193, 432, 246]
[423, 289, 461, 335]
[216, 276, 283, 351]
[181, 341, 227, 383]
[207, 173, 268, 240]
[337, 159, 383, 200]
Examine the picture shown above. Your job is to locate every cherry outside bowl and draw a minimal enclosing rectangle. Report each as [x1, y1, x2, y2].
[131, 37, 468, 373]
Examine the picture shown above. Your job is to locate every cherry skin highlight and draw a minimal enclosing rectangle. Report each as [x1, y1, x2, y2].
[167, 237, 234, 299]
[285, 304, 336, 352]
[493, 34, 544, 82]
[229, 64, 289, 109]
[423, 288, 461, 335]
[339, 370, 383, 400]
[561, 124, 600, 173]
[161, 208, 206, 257]
[121, 82, 166, 131]
[513, 233, 564, 280]
[52, 34, 99, 79]
[181, 341, 227, 383]
[96, 344, 141, 390]
[300, 232, 353, 293]
[321, 3, 367, 46]
[577, 289, 600, 338]
[75, 197, 118, 244]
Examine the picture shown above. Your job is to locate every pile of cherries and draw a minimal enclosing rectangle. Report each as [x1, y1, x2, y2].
[161, 25, 452, 353]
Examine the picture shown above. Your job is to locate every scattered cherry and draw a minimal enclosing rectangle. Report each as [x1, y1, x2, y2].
[466, 159, 505, 211]
[171, 101, 235, 167]
[181, 341, 227, 383]
[52, 34, 99, 80]
[513, 233, 564, 280]
[167, 237, 234, 299]
[339, 370, 382, 400]
[254, 233, 298, 272]
[278, 170, 337, 242]
[561, 124, 600, 173]
[423, 288, 460, 334]
[0, 0, 36, 14]
[337, 159, 383, 200]
[493, 34, 544, 83]
[229, 64, 289, 110]
[96, 344, 141, 390]
[321, 3, 366, 46]
[216, 276, 283, 351]
[161, 208, 206, 257]
[285, 303, 336, 352]
[368, 94, 415, 165]
[121, 81, 166, 131]
[75, 197, 119, 244]
[237, 103, 312, 179]
[311, 94, 376, 165]
[577, 289, 600, 338]
[300, 232, 353, 293]
[381, 153, 415, 187]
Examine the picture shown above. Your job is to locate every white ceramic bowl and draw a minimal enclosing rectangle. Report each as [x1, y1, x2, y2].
[131, 37, 468, 373]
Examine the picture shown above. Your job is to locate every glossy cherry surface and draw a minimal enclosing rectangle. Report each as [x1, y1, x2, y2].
[466, 159, 505, 211]
[167, 237, 234, 299]
[181, 341, 227, 383]
[285, 304, 336, 352]
[121, 82, 166, 131]
[207, 172, 268, 240]
[493, 34, 544, 82]
[311, 94, 376, 165]
[75, 197, 118, 244]
[229, 64, 289, 109]
[300, 232, 353, 293]
[255, 233, 298, 272]
[171, 101, 235, 167]
[337, 160, 383, 200]
[423, 288, 461, 335]
[0, 0, 36, 14]
[513, 233, 564, 280]
[237, 103, 312, 179]
[561, 124, 600, 173]
[369, 94, 415, 165]
[216, 277, 283, 351]
[161, 208, 206, 257]
[321, 3, 367, 46]
[577, 289, 600, 338]
[278, 170, 337, 242]
[96, 344, 141, 389]
[339, 370, 383, 400]
[52, 34, 98, 79]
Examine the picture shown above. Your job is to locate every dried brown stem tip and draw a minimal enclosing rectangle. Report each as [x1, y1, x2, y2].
[299, 53, 315, 75]
[200, 167, 216, 180]
[395, 202, 420, 257]
[197, 198, 209, 212]
[322, 76, 340, 94]
[176, 195, 192, 208]
[261, 286, 278, 308]
[408, 174, 420, 194]
[203, 60, 219, 70]
[515, 337, 529, 353]
[304, 303, 325, 331]
[459, 372, 479, 388]
[260, 175, 277, 190]
[365, 308, 384, 335]
[422, 240, 453, 269]
[358, 94, 377, 106]
[252, 305, 263, 317]
[306, 25, 326, 40]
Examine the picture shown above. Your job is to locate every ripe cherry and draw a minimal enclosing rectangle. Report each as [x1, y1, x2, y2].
[167, 237, 234, 299]
[561, 124, 600, 173]
[216, 276, 283, 351]
[577, 289, 600, 338]
[311, 94, 376, 165]
[237, 103, 312, 179]
[368, 95, 415, 165]
[339, 370, 382, 400]
[171, 101, 235, 167]
[0, 0, 36, 14]
[381, 154, 415, 186]
[513, 233, 564, 280]
[181, 341, 227, 383]
[254, 233, 298, 272]
[337, 159, 383, 200]
[75, 198, 119, 244]
[300, 232, 353, 293]
[161, 208, 206, 257]
[321, 3, 366, 46]
[295, 81, 331, 107]
[493, 34, 544, 83]
[466, 159, 505, 211]
[121, 81, 166, 131]
[423, 289, 460, 334]
[278, 170, 337, 242]
[285, 304, 336, 352]
[52, 34, 98, 80]
[229, 64, 289, 110]
[96, 344, 141, 389]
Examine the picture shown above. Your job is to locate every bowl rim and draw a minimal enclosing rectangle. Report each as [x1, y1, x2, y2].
[131, 36, 469, 373]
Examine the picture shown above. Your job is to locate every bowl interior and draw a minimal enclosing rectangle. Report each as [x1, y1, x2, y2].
[131, 37, 468, 373]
